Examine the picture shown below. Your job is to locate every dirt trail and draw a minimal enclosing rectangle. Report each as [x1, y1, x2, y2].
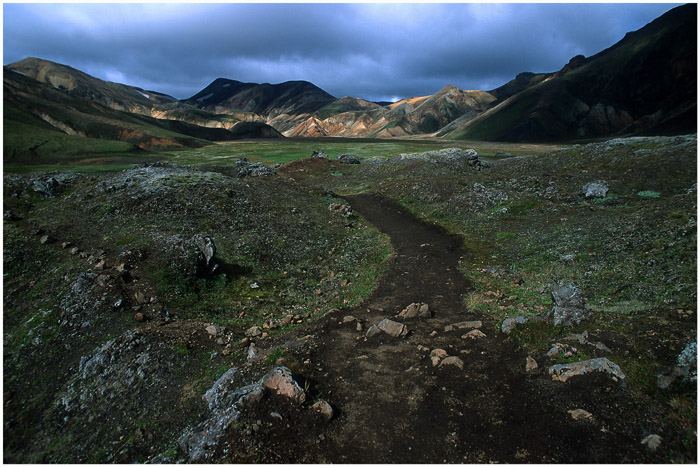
[262, 193, 664, 463]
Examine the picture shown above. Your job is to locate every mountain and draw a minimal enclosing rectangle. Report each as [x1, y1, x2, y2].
[8, 57, 177, 114]
[4, 5, 695, 149]
[185, 78, 336, 117]
[4, 59, 283, 160]
[442, 4, 696, 141]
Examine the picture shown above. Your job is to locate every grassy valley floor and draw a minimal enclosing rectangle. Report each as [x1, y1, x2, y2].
[3, 135, 696, 462]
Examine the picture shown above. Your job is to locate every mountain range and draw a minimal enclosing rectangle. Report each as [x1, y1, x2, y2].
[3, 3, 696, 157]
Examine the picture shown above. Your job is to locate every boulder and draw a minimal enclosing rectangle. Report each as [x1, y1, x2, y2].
[582, 180, 609, 198]
[260, 366, 306, 403]
[237, 163, 275, 178]
[195, 236, 218, 276]
[377, 319, 409, 338]
[245, 326, 262, 338]
[657, 340, 697, 389]
[549, 357, 626, 383]
[501, 316, 529, 334]
[181, 369, 264, 461]
[311, 150, 328, 159]
[550, 283, 590, 326]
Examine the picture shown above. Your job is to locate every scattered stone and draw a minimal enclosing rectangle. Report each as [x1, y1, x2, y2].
[342, 315, 356, 323]
[546, 343, 578, 359]
[568, 409, 593, 421]
[377, 318, 409, 338]
[134, 291, 146, 305]
[365, 324, 381, 338]
[246, 343, 258, 361]
[4, 209, 20, 221]
[549, 357, 626, 383]
[430, 330, 438, 337]
[582, 180, 609, 198]
[39, 234, 50, 244]
[356, 322, 363, 332]
[641, 434, 662, 451]
[245, 326, 262, 338]
[112, 296, 124, 311]
[61, 241, 72, 249]
[446, 320, 482, 332]
[560, 253, 575, 263]
[94, 259, 106, 271]
[205, 324, 218, 337]
[462, 329, 486, 340]
[311, 400, 334, 420]
[260, 366, 306, 403]
[337, 154, 360, 164]
[525, 356, 538, 372]
[69, 247, 79, 255]
[550, 283, 590, 326]
[439, 356, 464, 370]
[501, 316, 529, 334]
[398, 302, 431, 319]
[430, 349, 448, 366]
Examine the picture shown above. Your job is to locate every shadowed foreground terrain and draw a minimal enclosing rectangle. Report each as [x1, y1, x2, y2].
[3, 135, 697, 462]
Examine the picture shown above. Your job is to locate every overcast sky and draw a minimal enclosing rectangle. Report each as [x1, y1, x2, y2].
[3, 3, 679, 101]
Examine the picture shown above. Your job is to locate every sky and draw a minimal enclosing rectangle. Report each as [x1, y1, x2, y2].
[3, 3, 680, 102]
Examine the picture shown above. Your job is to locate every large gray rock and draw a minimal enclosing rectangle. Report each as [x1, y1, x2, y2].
[338, 154, 360, 164]
[237, 163, 275, 178]
[582, 180, 609, 198]
[550, 283, 590, 326]
[180, 366, 304, 461]
[549, 357, 625, 383]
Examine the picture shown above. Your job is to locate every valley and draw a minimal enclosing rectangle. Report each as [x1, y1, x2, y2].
[2, 3, 697, 464]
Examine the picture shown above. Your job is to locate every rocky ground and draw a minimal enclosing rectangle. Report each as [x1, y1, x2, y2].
[3, 135, 697, 463]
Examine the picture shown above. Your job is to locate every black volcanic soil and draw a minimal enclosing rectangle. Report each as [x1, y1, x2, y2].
[236, 193, 677, 463]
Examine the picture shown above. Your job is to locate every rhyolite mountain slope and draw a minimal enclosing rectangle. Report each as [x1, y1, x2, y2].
[442, 3, 697, 141]
[4, 61, 282, 159]
[4, 4, 696, 146]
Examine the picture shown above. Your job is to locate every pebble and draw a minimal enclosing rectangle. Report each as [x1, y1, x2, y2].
[568, 408, 593, 421]
[641, 434, 662, 451]
[525, 356, 538, 372]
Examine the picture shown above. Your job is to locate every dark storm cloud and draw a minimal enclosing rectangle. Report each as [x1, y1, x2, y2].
[3, 3, 679, 101]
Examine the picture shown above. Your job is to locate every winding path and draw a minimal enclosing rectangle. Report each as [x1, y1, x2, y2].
[288, 194, 662, 463]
